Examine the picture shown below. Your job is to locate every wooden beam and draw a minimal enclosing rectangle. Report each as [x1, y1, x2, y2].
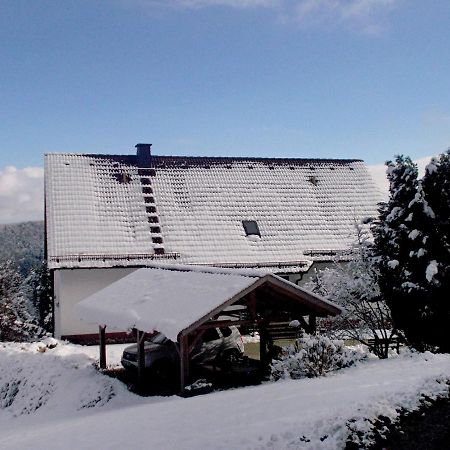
[196, 319, 253, 331]
[136, 329, 146, 392]
[99, 325, 106, 369]
[181, 277, 266, 336]
[179, 334, 189, 395]
[266, 276, 342, 316]
[188, 329, 206, 354]
[216, 311, 242, 319]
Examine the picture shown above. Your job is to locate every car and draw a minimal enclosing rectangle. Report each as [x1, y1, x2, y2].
[121, 326, 244, 379]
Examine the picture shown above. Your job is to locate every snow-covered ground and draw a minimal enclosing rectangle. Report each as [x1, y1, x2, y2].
[1, 340, 450, 449]
[74, 342, 130, 367]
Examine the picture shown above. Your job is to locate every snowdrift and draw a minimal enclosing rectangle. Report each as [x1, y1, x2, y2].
[0, 339, 135, 420]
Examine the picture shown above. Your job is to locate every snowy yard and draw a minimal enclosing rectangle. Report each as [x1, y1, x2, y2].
[1, 340, 450, 449]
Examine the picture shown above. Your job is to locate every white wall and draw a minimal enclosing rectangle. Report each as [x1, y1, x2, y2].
[54, 267, 137, 338]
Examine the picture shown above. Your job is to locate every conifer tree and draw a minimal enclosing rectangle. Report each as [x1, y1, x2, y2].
[0, 260, 43, 341]
[28, 261, 53, 333]
[373, 156, 425, 349]
[420, 151, 450, 351]
[373, 153, 450, 352]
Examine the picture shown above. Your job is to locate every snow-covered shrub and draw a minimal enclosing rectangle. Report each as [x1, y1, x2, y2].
[0, 339, 130, 418]
[270, 334, 367, 381]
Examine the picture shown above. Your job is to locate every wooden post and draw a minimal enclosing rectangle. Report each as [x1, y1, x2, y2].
[179, 334, 189, 395]
[99, 325, 107, 369]
[247, 292, 257, 320]
[309, 314, 317, 334]
[136, 329, 145, 392]
[259, 324, 269, 371]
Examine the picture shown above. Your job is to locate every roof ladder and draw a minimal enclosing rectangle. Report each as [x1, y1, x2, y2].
[139, 171, 165, 255]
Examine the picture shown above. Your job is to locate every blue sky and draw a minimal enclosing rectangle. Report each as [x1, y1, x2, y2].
[1, 0, 450, 169]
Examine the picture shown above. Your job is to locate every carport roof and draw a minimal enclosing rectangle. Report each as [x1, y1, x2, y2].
[76, 266, 341, 341]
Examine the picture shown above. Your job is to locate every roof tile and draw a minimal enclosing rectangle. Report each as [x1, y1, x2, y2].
[45, 153, 382, 269]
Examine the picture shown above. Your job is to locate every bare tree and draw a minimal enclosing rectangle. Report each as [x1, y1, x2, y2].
[306, 225, 397, 359]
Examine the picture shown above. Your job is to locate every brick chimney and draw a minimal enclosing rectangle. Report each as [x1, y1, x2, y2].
[135, 143, 152, 167]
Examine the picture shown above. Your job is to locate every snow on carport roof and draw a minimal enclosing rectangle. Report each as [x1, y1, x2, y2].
[75, 267, 340, 341]
[76, 268, 258, 341]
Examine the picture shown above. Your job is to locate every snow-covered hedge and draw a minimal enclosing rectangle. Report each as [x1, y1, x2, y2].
[271, 334, 367, 380]
[0, 339, 133, 418]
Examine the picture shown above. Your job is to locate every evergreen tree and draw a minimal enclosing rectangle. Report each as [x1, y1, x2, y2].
[28, 261, 53, 333]
[372, 156, 421, 347]
[0, 260, 44, 341]
[420, 151, 450, 351]
[373, 153, 450, 352]
[0, 221, 44, 277]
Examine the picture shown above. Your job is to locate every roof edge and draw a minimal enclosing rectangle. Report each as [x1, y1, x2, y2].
[44, 152, 364, 164]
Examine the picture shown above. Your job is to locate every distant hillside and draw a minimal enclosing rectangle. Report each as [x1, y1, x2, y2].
[0, 221, 44, 276]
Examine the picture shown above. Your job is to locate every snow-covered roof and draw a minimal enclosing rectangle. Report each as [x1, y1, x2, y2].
[75, 267, 341, 341]
[45, 154, 158, 262]
[45, 152, 382, 270]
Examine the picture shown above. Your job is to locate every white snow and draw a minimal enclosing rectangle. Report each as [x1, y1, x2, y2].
[242, 332, 260, 343]
[45, 154, 155, 260]
[426, 260, 438, 282]
[0, 339, 139, 423]
[417, 248, 426, 258]
[75, 343, 130, 368]
[425, 158, 438, 175]
[423, 202, 436, 219]
[153, 159, 380, 266]
[76, 268, 258, 340]
[408, 229, 420, 240]
[1, 341, 450, 450]
[46, 154, 381, 269]
[386, 206, 402, 222]
[387, 259, 399, 269]
[408, 192, 421, 208]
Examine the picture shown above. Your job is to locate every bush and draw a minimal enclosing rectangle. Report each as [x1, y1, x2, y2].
[270, 334, 367, 381]
[305, 224, 396, 359]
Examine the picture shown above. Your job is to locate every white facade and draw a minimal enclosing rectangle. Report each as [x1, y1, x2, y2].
[53, 268, 136, 338]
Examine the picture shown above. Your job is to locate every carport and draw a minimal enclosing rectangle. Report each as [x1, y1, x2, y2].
[76, 266, 341, 394]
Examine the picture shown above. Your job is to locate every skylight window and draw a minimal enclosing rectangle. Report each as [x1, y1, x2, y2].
[242, 220, 260, 237]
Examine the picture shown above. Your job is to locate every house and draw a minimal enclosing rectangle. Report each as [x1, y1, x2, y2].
[45, 143, 381, 341]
